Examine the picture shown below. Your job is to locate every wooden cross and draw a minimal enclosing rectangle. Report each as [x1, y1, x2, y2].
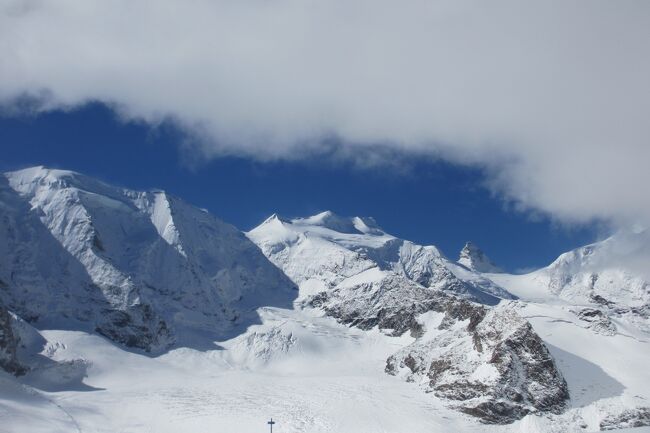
[267, 418, 276, 433]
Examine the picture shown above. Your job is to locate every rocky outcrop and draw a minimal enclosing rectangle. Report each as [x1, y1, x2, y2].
[386, 304, 568, 424]
[600, 407, 650, 430]
[458, 242, 502, 273]
[0, 307, 99, 391]
[574, 307, 617, 336]
[225, 327, 297, 367]
[0, 305, 26, 375]
[305, 272, 568, 423]
[307, 274, 448, 336]
[94, 304, 172, 351]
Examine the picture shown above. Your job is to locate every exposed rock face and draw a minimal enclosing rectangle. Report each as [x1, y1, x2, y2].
[600, 407, 650, 430]
[386, 304, 569, 424]
[303, 271, 568, 424]
[0, 305, 26, 375]
[94, 304, 172, 350]
[574, 307, 617, 336]
[226, 327, 297, 367]
[307, 274, 445, 336]
[0, 167, 295, 352]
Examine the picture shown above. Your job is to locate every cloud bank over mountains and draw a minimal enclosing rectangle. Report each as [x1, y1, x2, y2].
[1, 0, 649, 227]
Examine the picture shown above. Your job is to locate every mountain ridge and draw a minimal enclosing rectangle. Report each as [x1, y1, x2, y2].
[247, 210, 513, 305]
[0, 166, 296, 352]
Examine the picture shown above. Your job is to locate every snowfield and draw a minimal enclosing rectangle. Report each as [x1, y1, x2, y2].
[1, 167, 649, 433]
[1, 302, 649, 433]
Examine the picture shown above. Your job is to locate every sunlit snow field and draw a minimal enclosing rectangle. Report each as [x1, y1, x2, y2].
[2, 300, 649, 433]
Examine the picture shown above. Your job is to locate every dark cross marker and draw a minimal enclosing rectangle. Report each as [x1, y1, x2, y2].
[267, 418, 276, 433]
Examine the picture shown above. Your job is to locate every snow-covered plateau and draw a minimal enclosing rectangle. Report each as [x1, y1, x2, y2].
[0, 167, 649, 433]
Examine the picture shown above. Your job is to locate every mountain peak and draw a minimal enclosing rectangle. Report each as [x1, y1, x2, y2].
[296, 211, 360, 234]
[261, 213, 290, 225]
[458, 241, 502, 273]
[295, 211, 385, 235]
[0, 166, 296, 351]
[7, 165, 80, 183]
[302, 210, 341, 223]
[350, 216, 384, 235]
[5, 166, 119, 199]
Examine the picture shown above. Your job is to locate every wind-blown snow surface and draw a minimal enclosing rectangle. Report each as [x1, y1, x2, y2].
[0, 308, 552, 433]
[1, 169, 649, 432]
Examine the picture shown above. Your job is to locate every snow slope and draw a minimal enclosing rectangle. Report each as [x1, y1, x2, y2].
[0, 309, 485, 433]
[1, 298, 648, 433]
[488, 230, 650, 307]
[488, 230, 650, 337]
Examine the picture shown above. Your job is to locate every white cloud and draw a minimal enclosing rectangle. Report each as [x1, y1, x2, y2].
[1, 0, 649, 227]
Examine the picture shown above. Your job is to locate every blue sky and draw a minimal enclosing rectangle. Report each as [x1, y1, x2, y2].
[0, 103, 600, 272]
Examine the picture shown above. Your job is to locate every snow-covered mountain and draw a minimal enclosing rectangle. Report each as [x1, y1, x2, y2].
[247, 212, 572, 422]
[488, 230, 650, 334]
[1, 168, 649, 433]
[489, 230, 649, 307]
[479, 232, 650, 430]
[458, 241, 502, 273]
[0, 166, 295, 352]
[247, 211, 513, 305]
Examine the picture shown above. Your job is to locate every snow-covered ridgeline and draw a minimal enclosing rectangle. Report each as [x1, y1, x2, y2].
[247, 211, 513, 305]
[487, 229, 650, 337]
